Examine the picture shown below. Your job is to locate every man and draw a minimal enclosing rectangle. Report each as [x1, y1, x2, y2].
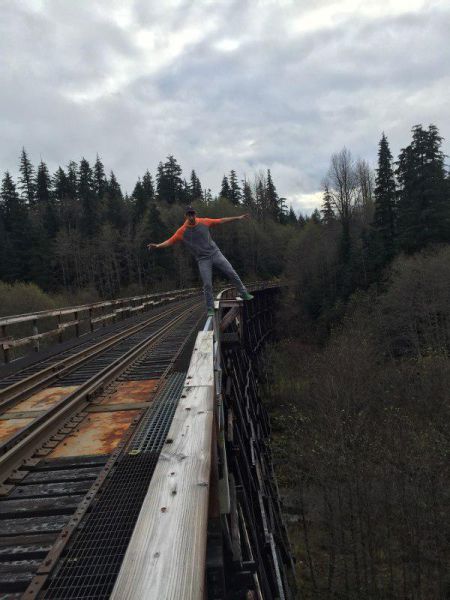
[148, 206, 253, 316]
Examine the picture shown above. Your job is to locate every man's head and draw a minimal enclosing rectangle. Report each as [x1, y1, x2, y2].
[185, 206, 196, 225]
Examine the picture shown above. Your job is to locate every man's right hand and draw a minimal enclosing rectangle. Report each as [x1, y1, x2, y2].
[147, 243, 159, 250]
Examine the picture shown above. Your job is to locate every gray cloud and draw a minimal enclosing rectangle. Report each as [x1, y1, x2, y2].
[0, 0, 449, 214]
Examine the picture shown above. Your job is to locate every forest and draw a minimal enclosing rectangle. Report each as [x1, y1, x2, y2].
[265, 123, 450, 599]
[1, 123, 450, 598]
[0, 149, 298, 309]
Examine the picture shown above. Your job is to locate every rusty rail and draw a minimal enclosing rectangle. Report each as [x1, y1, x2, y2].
[0, 301, 202, 487]
[0, 297, 197, 414]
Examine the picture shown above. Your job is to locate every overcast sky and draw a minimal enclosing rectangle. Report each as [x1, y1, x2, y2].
[1, 0, 449, 214]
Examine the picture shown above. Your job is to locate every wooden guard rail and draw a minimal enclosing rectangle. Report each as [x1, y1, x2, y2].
[0, 288, 198, 363]
[111, 328, 215, 599]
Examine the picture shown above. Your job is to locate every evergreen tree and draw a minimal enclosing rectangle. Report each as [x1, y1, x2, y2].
[132, 178, 147, 224]
[190, 170, 202, 201]
[287, 206, 298, 225]
[52, 167, 69, 203]
[1, 172, 30, 280]
[321, 184, 335, 225]
[18, 148, 36, 206]
[372, 133, 396, 261]
[142, 170, 155, 202]
[242, 179, 255, 211]
[311, 208, 321, 224]
[228, 170, 241, 206]
[106, 171, 125, 230]
[78, 158, 99, 237]
[36, 160, 58, 237]
[93, 155, 107, 199]
[266, 169, 280, 220]
[220, 175, 231, 201]
[66, 161, 78, 200]
[396, 124, 449, 251]
[156, 155, 184, 204]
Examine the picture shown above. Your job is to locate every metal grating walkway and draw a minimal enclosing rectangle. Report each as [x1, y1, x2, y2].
[44, 372, 187, 599]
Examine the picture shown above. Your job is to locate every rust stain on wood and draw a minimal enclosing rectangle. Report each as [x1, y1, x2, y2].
[0, 417, 33, 444]
[97, 380, 158, 405]
[48, 410, 141, 457]
[4, 386, 79, 414]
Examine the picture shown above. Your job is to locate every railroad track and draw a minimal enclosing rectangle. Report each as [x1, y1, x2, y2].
[0, 297, 204, 597]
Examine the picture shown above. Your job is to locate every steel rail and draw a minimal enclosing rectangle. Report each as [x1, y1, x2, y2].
[22, 311, 207, 599]
[0, 301, 202, 486]
[0, 296, 197, 413]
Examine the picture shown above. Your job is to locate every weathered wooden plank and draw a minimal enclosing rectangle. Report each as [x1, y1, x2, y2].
[0, 495, 84, 518]
[111, 330, 214, 600]
[21, 466, 102, 483]
[185, 331, 214, 388]
[9, 480, 91, 498]
[0, 543, 53, 560]
[0, 514, 68, 536]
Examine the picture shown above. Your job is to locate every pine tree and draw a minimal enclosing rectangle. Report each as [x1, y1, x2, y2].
[321, 184, 335, 225]
[311, 208, 321, 224]
[142, 170, 154, 202]
[52, 167, 69, 202]
[18, 148, 36, 206]
[66, 161, 78, 200]
[78, 158, 99, 237]
[228, 170, 241, 206]
[36, 160, 58, 237]
[190, 170, 202, 201]
[105, 171, 125, 230]
[287, 206, 298, 225]
[220, 175, 231, 201]
[156, 155, 184, 204]
[372, 133, 396, 261]
[93, 155, 107, 199]
[396, 124, 449, 251]
[242, 179, 255, 211]
[1, 172, 30, 280]
[132, 178, 147, 224]
[266, 169, 280, 220]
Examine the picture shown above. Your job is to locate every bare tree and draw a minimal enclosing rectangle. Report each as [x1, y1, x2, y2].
[327, 148, 359, 225]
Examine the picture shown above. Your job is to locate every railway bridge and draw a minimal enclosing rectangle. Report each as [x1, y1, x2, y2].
[0, 284, 294, 599]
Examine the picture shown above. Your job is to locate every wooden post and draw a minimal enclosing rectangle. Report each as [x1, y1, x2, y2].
[111, 331, 214, 600]
[1, 324, 9, 363]
[74, 311, 80, 337]
[89, 308, 94, 332]
[32, 319, 39, 353]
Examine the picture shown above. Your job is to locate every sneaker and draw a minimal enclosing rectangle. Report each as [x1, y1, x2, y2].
[241, 292, 254, 301]
[207, 308, 215, 317]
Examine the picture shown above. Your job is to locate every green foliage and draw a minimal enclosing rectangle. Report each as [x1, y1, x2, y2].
[0, 281, 57, 316]
[396, 124, 449, 252]
[372, 133, 396, 264]
[265, 247, 450, 598]
[0, 150, 291, 297]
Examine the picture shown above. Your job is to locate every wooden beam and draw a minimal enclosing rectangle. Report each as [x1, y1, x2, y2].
[111, 330, 214, 600]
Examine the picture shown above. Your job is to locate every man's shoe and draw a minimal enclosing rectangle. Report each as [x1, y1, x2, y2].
[241, 292, 254, 301]
[207, 308, 215, 317]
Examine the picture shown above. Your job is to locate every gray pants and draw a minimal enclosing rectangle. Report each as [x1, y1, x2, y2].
[197, 251, 247, 310]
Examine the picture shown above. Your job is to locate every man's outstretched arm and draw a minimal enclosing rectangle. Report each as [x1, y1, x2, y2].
[220, 214, 249, 224]
[203, 214, 249, 227]
[147, 228, 183, 250]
